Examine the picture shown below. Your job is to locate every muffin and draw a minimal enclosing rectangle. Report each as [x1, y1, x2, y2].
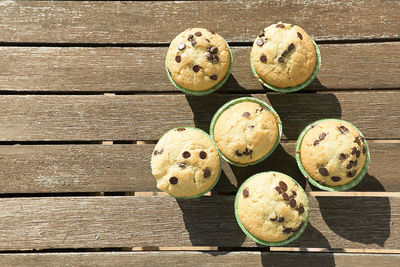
[250, 22, 320, 92]
[166, 28, 232, 95]
[296, 119, 370, 191]
[235, 172, 309, 245]
[210, 97, 281, 166]
[151, 127, 221, 198]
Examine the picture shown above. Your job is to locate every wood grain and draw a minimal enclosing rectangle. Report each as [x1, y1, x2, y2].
[1, 43, 399, 92]
[0, 1, 399, 43]
[0, 252, 399, 267]
[0, 92, 398, 141]
[0, 143, 396, 193]
[0, 196, 397, 250]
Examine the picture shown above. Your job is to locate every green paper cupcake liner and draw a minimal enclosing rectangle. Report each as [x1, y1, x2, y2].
[165, 40, 233, 96]
[234, 171, 310, 246]
[210, 97, 282, 167]
[250, 39, 321, 93]
[295, 119, 370, 192]
[155, 126, 222, 199]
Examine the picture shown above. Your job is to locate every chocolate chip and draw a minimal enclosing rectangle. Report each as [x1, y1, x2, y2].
[203, 168, 211, 178]
[191, 40, 197, 47]
[278, 216, 284, 222]
[243, 148, 253, 156]
[175, 55, 181, 63]
[206, 53, 213, 61]
[338, 126, 349, 134]
[195, 31, 202, 37]
[176, 128, 185, 131]
[331, 176, 341, 182]
[353, 160, 358, 167]
[293, 222, 304, 233]
[187, 34, 194, 40]
[356, 150, 361, 158]
[281, 50, 288, 57]
[276, 24, 285, 28]
[270, 216, 277, 221]
[258, 31, 264, 37]
[313, 140, 320, 146]
[209, 29, 215, 34]
[205, 38, 210, 43]
[243, 187, 249, 198]
[292, 190, 297, 196]
[169, 177, 178, 184]
[236, 150, 242, 157]
[283, 227, 292, 234]
[362, 146, 366, 155]
[319, 132, 326, 140]
[346, 161, 353, 169]
[351, 147, 357, 154]
[297, 205, 305, 214]
[199, 151, 207, 159]
[248, 125, 255, 128]
[297, 32, 303, 40]
[319, 167, 329, 176]
[192, 64, 201, 72]
[339, 153, 346, 160]
[278, 56, 284, 63]
[288, 43, 295, 51]
[279, 181, 288, 191]
[182, 151, 191, 158]
[178, 163, 186, 168]
[260, 54, 267, 62]
[242, 112, 250, 117]
[256, 38, 264, 46]
[275, 186, 282, 194]
[347, 170, 356, 178]
[355, 137, 361, 146]
[178, 43, 186, 50]
[282, 192, 289, 201]
[212, 55, 219, 63]
[209, 46, 218, 54]
[153, 150, 159, 155]
[210, 74, 218, 80]
[289, 198, 297, 208]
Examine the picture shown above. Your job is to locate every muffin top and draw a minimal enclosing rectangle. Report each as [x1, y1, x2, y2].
[300, 120, 367, 187]
[166, 28, 231, 92]
[237, 172, 308, 243]
[250, 22, 317, 88]
[213, 101, 279, 164]
[151, 127, 221, 198]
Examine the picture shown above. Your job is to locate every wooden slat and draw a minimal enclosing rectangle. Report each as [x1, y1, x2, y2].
[0, 196, 397, 249]
[0, 92, 398, 141]
[0, 1, 399, 43]
[0, 142, 397, 193]
[0, 252, 399, 267]
[1, 43, 400, 92]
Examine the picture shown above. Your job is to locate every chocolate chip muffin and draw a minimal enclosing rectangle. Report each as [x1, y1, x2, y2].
[166, 28, 232, 94]
[297, 119, 369, 188]
[250, 22, 318, 89]
[151, 127, 221, 198]
[211, 98, 281, 166]
[235, 172, 309, 244]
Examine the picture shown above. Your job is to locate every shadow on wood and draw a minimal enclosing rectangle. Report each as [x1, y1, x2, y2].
[176, 197, 246, 247]
[316, 196, 390, 247]
[351, 173, 387, 192]
[266, 79, 342, 140]
[185, 75, 252, 132]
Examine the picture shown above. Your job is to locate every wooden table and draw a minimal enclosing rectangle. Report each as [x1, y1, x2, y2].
[0, 1, 400, 266]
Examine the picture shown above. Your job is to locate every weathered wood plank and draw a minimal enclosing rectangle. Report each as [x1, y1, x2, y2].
[0, 142, 396, 193]
[0, 1, 399, 43]
[0, 196, 397, 249]
[0, 92, 398, 141]
[1, 252, 399, 267]
[1, 43, 399, 92]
